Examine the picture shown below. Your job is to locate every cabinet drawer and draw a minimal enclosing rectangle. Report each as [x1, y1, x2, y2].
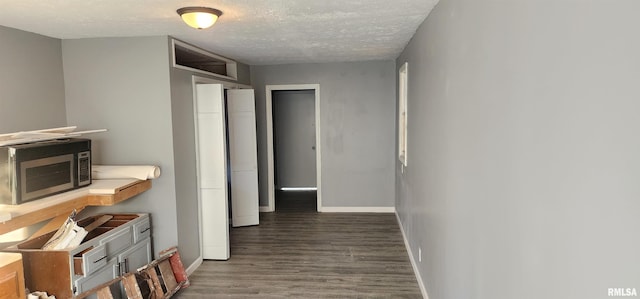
[100, 227, 132, 258]
[74, 258, 118, 295]
[133, 219, 151, 243]
[81, 245, 108, 276]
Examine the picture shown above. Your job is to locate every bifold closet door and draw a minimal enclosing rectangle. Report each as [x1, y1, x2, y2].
[195, 83, 229, 260]
[227, 89, 260, 227]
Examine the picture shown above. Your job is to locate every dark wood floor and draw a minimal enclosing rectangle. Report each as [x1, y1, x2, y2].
[275, 190, 318, 212]
[176, 193, 421, 298]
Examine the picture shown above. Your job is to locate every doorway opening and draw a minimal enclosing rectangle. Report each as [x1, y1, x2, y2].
[272, 89, 316, 212]
[266, 84, 321, 212]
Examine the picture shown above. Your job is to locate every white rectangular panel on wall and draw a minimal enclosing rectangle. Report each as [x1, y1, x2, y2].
[195, 83, 230, 260]
[227, 89, 260, 227]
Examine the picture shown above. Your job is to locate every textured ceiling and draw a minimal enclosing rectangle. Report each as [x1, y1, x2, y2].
[0, 0, 438, 65]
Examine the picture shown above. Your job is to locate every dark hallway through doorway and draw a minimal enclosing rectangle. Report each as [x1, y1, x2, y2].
[275, 190, 317, 213]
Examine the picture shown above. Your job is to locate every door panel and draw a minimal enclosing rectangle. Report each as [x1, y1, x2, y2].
[227, 89, 259, 227]
[195, 84, 230, 260]
[228, 113, 257, 170]
[200, 188, 229, 259]
[196, 113, 225, 189]
[230, 170, 259, 226]
[118, 239, 151, 274]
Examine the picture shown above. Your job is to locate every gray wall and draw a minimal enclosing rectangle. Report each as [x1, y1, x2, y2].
[62, 36, 250, 267]
[235, 62, 252, 86]
[396, 1, 640, 298]
[0, 26, 67, 132]
[168, 67, 201, 268]
[0, 27, 249, 267]
[251, 61, 396, 208]
[62, 36, 179, 258]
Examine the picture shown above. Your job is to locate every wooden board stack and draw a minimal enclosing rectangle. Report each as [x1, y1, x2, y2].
[75, 247, 189, 299]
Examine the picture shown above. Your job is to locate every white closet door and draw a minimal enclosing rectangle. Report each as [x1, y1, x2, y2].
[195, 84, 229, 260]
[227, 89, 260, 227]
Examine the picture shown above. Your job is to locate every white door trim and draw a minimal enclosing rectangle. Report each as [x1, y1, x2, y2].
[266, 84, 321, 212]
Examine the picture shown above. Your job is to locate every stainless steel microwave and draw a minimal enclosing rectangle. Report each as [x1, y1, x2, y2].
[0, 138, 91, 205]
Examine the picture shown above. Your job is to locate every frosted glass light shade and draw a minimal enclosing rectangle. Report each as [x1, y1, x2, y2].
[177, 7, 222, 29]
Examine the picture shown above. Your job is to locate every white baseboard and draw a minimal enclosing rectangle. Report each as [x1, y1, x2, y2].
[185, 257, 203, 276]
[395, 212, 429, 299]
[320, 206, 395, 213]
[260, 206, 395, 213]
[259, 206, 272, 212]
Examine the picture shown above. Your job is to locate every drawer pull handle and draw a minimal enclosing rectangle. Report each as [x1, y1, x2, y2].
[140, 227, 151, 234]
[118, 260, 130, 275]
[93, 256, 107, 263]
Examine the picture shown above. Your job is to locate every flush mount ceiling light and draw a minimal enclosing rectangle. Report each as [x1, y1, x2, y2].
[177, 7, 223, 29]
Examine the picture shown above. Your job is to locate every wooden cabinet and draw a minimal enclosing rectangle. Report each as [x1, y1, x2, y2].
[0, 179, 152, 298]
[5, 214, 151, 298]
[0, 253, 26, 299]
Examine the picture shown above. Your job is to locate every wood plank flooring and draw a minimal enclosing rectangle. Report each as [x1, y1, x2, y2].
[176, 195, 421, 298]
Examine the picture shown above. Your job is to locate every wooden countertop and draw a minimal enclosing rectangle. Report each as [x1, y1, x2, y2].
[0, 179, 151, 235]
[0, 252, 22, 266]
